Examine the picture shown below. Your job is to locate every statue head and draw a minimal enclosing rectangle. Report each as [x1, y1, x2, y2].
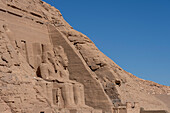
[42, 44, 55, 63]
[54, 46, 68, 69]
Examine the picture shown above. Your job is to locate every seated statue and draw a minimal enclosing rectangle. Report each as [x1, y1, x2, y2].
[39, 44, 86, 108]
[39, 45, 70, 82]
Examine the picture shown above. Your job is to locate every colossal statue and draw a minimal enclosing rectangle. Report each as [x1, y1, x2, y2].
[38, 44, 85, 108]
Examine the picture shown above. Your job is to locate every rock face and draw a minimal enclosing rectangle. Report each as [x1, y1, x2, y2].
[0, 0, 169, 113]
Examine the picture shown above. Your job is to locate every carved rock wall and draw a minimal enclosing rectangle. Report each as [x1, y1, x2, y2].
[0, 0, 169, 113]
[48, 24, 113, 112]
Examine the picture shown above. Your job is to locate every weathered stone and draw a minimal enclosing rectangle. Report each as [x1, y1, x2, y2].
[0, 0, 169, 113]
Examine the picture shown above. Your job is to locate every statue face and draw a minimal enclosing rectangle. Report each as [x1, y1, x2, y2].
[54, 46, 69, 68]
[57, 55, 68, 69]
[61, 57, 68, 68]
[47, 51, 55, 59]
[42, 50, 55, 63]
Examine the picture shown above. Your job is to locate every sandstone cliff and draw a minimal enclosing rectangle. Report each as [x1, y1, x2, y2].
[0, 0, 169, 113]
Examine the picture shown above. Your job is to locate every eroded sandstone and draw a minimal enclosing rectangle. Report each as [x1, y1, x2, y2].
[0, 0, 169, 113]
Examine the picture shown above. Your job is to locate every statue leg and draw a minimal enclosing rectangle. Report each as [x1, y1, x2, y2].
[61, 83, 76, 108]
[73, 83, 85, 106]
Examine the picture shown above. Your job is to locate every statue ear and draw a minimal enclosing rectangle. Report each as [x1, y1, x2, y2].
[47, 52, 52, 58]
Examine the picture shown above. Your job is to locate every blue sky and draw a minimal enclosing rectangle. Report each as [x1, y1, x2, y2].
[43, 0, 170, 86]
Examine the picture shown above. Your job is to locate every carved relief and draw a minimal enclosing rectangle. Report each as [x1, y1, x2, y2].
[35, 44, 87, 109]
[3, 24, 15, 47]
[54, 46, 69, 81]
[20, 40, 27, 61]
[73, 83, 85, 106]
[1, 22, 88, 110]
[39, 44, 59, 80]
[52, 88, 64, 108]
[61, 83, 76, 108]
[38, 44, 70, 82]
[26, 41, 34, 68]
[33, 43, 42, 70]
